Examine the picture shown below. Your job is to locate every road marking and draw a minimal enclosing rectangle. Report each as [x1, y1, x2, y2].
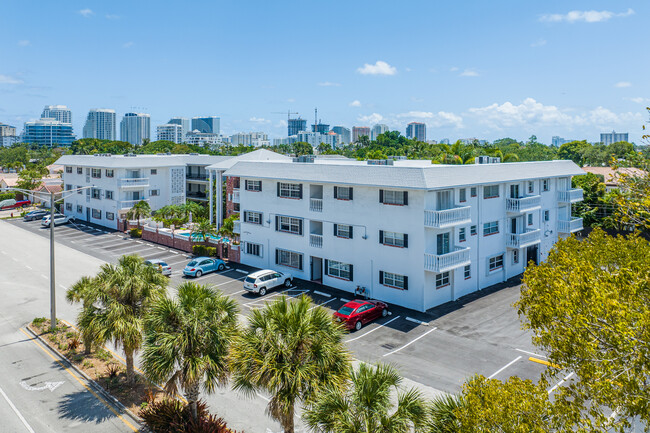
[235, 269, 248, 274]
[405, 317, 429, 326]
[20, 380, 64, 392]
[157, 247, 166, 250]
[19, 328, 138, 432]
[382, 327, 437, 357]
[529, 357, 561, 369]
[346, 315, 401, 342]
[135, 241, 143, 244]
[213, 275, 247, 286]
[0, 384, 36, 433]
[40, 274, 48, 280]
[515, 348, 547, 358]
[488, 356, 522, 379]
[169, 250, 179, 255]
[340, 298, 351, 303]
[0, 251, 6, 255]
[11, 257, 18, 262]
[230, 289, 247, 295]
[548, 372, 574, 394]
[313, 290, 331, 297]
[256, 392, 270, 402]
[59, 284, 67, 290]
[25, 265, 33, 270]
[309, 298, 336, 311]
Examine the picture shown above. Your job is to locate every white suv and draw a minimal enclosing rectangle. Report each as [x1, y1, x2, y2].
[243, 269, 293, 296]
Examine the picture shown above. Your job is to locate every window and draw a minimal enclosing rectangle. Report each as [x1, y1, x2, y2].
[245, 242, 262, 257]
[470, 225, 477, 236]
[245, 180, 262, 192]
[326, 260, 353, 280]
[233, 203, 240, 212]
[544, 210, 550, 221]
[276, 249, 303, 270]
[459, 227, 466, 242]
[91, 168, 101, 178]
[151, 169, 157, 175]
[77, 167, 83, 174]
[91, 188, 101, 199]
[513, 250, 519, 264]
[470, 187, 477, 197]
[459, 189, 466, 202]
[380, 271, 407, 290]
[333, 224, 353, 239]
[77, 185, 82, 194]
[435, 271, 450, 289]
[232, 177, 240, 189]
[278, 182, 302, 199]
[527, 214, 533, 226]
[483, 221, 499, 236]
[488, 254, 504, 271]
[380, 190, 408, 205]
[542, 179, 549, 191]
[276, 216, 303, 235]
[65, 203, 72, 211]
[92, 209, 102, 219]
[76, 205, 83, 213]
[150, 189, 160, 196]
[106, 212, 115, 221]
[105, 190, 114, 200]
[106, 169, 114, 178]
[464, 265, 471, 279]
[483, 185, 499, 199]
[528, 181, 534, 194]
[65, 184, 72, 191]
[65, 166, 72, 173]
[334, 186, 353, 200]
[244, 211, 262, 225]
[380, 230, 408, 248]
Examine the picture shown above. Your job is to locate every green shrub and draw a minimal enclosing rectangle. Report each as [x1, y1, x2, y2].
[192, 245, 209, 256]
[206, 246, 217, 257]
[139, 399, 238, 433]
[130, 228, 142, 238]
[0, 192, 16, 201]
[96, 348, 113, 362]
[32, 317, 47, 327]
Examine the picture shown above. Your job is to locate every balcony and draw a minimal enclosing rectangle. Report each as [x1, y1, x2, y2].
[557, 188, 584, 204]
[506, 229, 541, 249]
[310, 198, 323, 212]
[309, 234, 323, 248]
[118, 178, 149, 188]
[424, 246, 471, 273]
[119, 199, 149, 209]
[233, 220, 241, 234]
[232, 191, 240, 203]
[186, 192, 208, 202]
[506, 195, 541, 214]
[424, 206, 471, 228]
[558, 217, 583, 234]
[186, 173, 209, 182]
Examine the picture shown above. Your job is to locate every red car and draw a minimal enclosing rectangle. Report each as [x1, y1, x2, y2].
[0, 199, 31, 210]
[334, 299, 389, 331]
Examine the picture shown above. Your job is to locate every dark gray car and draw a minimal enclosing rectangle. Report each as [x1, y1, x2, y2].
[23, 210, 49, 221]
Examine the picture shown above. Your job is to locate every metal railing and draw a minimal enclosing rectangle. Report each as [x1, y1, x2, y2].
[506, 228, 541, 248]
[557, 188, 584, 203]
[424, 206, 471, 228]
[558, 217, 583, 233]
[310, 198, 323, 212]
[118, 178, 149, 188]
[309, 234, 323, 248]
[424, 246, 471, 273]
[505, 195, 541, 213]
[186, 173, 209, 181]
[119, 198, 149, 209]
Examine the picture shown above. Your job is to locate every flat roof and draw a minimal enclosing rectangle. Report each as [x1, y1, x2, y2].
[55, 154, 231, 169]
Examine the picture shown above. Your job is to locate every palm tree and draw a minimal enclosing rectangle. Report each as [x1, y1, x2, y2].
[190, 218, 216, 242]
[83, 254, 168, 383]
[125, 200, 151, 228]
[424, 394, 463, 433]
[303, 362, 426, 432]
[66, 276, 100, 355]
[230, 295, 350, 433]
[142, 282, 238, 421]
[217, 213, 239, 240]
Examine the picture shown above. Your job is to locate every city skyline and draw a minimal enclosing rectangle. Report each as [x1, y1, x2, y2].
[0, 1, 648, 144]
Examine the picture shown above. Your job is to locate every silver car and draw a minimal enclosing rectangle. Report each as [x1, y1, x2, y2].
[41, 214, 75, 227]
[145, 259, 172, 276]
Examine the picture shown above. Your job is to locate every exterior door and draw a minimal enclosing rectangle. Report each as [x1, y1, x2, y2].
[86, 207, 90, 222]
[526, 245, 539, 266]
[310, 257, 322, 281]
[511, 217, 518, 234]
[437, 233, 450, 255]
[436, 190, 453, 210]
[510, 184, 520, 198]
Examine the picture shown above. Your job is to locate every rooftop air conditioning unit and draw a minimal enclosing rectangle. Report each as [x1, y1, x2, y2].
[475, 156, 501, 164]
[292, 155, 315, 163]
[367, 159, 394, 165]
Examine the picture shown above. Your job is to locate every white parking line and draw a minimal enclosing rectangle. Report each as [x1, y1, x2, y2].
[488, 356, 522, 379]
[230, 289, 247, 295]
[515, 348, 548, 359]
[0, 384, 36, 433]
[309, 298, 337, 311]
[25, 265, 33, 270]
[313, 290, 331, 297]
[346, 315, 401, 342]
[548, 372, 574, 394]
[40, 274, 48, 280]
[157, 247, 166, 250]
[382, 327, 437, 357]
[59, 284, 67, 290]
[0, 251, 6, 255]
[340, 298, 351, 303]
[213, 275, 247, 286]
[235, 269, 248, 274]
[136, 241, 144, 244]
[169, 250, 179, 255]
[405, 317, 429, 326]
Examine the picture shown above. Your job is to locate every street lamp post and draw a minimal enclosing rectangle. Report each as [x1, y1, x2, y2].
[49, 191, 56, 331]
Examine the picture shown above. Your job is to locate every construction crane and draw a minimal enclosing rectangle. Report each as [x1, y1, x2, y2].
[272, 110, 300, 121]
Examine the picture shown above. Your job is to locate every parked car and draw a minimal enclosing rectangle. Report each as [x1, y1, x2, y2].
[334, 299, 389, 331]
[0, 199, 30, 210]
[145, 259, 172, 276]
[183, 256, 226, 277]
[41, 214, 75, 227]
[24, 209, 50, 221]
[243, 269, 293, 296]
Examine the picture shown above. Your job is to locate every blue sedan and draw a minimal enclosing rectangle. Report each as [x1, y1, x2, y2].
[183, 257, 226, 278]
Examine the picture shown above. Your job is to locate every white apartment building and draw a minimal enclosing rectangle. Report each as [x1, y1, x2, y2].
[230, 132, 270, 147]
[220, 158, 584, 312]
[156, 124, 183, 144]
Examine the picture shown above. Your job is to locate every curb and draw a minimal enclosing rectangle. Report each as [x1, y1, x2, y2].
[24, 325, 144, 429]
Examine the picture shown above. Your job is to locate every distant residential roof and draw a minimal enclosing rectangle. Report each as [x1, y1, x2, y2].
[38, 183, 63, 194]
[582, 166, 647, 185]
[224, 159, 584, 190]
[0, 176, 18, 187]
[55, 154, 231, 168]
[206, 149, 292, 171]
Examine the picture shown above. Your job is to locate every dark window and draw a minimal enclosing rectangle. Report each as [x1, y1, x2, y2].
[326, 260, 353, 280]
[483, 185, 499, 198]
[459, 189, 466, 202]
[245, 180, 262, 192]
[489, 254, 504, 271]
[334, 186, 353, 200]
[278, 182, 302, 199]
[380, 190, 408, 205]
[380, 271, 407, 289]
[380, 230, 408, 247]
[333, 224, 353, 239]
[275, 249, 303, 270]
[65, 166, 72, 173]
[275, 216, 303, 235]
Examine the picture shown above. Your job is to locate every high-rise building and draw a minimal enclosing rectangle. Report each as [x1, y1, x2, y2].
[440, 138, 450, 145]
[83, 109, 116, 140]
[191, 116, 220, 134]
[600, 131, 629, 146]
[311, 123, 330, 134]
[120, 113, 150, 145]
[406, 122, 426, 141]
[0, 123, 18, 147]
[41, 105, 72, 124]
[230, 132, 270, 147]
[331, 126, 351, 144]
[168, 117, 190, 139]
[297, 131, 338, 149]
[352, 126, 370, 142]
[156, 124, 183, 143]
[371, 124, 389, 141]
[551, 136, 569, 147]
[288, 117, 307, 136]
[22, 118, 75, 147]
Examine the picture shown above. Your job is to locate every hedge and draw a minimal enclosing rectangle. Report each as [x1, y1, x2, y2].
[192, 245, 217, 257]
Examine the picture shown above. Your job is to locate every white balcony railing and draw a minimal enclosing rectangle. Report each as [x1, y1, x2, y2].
[118, 178, 149, 188]
[424, 206, 471, 228]
[506, 195, 541, 213]
[424, 246, 471, 273]
[558, 217, 583, 233]
[233, 220, 241, 234]
[506, 228, 541, 248]
[309, 234, 323, 248]
[232, 191, 240, 203]
[119, 198, 149, 209]
[557, 188, 584, 203]
[310, 198, 323, 212]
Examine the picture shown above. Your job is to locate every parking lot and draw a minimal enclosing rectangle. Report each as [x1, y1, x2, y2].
[10, 217, 553, 395]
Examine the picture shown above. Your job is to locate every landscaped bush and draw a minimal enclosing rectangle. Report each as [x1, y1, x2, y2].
[130, 228, 142, 238]
[206, 246, 217, 257]
[0, 192, 16, 201]
[192, 245, 209, 256]
[140, 399, 239, 433]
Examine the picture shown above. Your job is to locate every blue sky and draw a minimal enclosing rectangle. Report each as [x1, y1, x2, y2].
[0, 1, 648, 144]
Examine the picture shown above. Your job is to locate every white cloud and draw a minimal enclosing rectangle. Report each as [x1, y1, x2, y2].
[460, 69, 479, 77]
[449, 67, 459, 72]
[0, 74, 23, 84]
[357, 61, 396, 76]
[318, 81, 340, 87]
[286, 98, 295, 103]
[358, 113, 384, 124]
[627, 97, 648, 104]
[540, 8, 634, 23]
[123, 41, 134, 48]
[615, 81, 631, 88]
[79, 8, 94, 17]
[405, 67, 412, 72]
[349, 100, 362, 107]
[530, 39, 547, 47]
[17, 40, 30, 47]
[105, 14, 120, 19]
[249, 117, 270, 123]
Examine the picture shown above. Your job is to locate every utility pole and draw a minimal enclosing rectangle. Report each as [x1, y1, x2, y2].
[50, 191, 56, 331]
